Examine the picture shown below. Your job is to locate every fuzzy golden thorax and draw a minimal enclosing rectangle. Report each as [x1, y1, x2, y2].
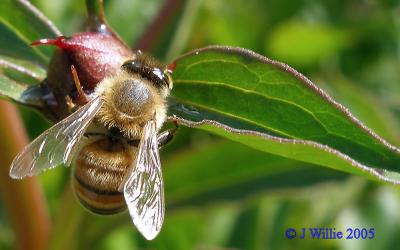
[95, 71, 169, 139]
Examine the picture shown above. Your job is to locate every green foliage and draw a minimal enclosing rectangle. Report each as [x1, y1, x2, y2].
[170, 47, 400, 183]
[0, 0, 60, 64]
[1, 0, 400, 250]
[0, 75, 27, 102]
[265, 22, 349, 67]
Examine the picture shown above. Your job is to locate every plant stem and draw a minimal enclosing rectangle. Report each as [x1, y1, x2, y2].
[0, 100, 50, 250]
[85, 0, 127, 47]
[86, 0, 106, 30]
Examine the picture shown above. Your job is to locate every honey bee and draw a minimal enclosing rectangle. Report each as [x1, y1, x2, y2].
[9, 51, 176, 240]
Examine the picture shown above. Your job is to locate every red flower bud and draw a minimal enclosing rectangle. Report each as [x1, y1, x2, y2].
[32, 32, 134, 120]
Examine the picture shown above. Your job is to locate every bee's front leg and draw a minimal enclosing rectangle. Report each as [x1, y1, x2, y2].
[157, 121, 178, 148]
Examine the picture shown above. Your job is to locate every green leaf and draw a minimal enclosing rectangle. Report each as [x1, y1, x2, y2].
[0, 75, 46, 112]
[0, 23, 47, 64]
[326, 76, 400, 145]
[0, 75, 28, 102]
[0, 0, 62, 64]
[0, 55, 46, 82]
[169, 46, 400, 184]
[165, 140, 348, 208]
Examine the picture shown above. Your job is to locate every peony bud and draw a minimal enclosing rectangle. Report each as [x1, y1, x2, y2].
[32, 32, 134, 120]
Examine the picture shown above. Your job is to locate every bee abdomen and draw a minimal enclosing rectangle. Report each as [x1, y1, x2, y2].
[73, 139, 134, 215]
[73, 177, 125, 215]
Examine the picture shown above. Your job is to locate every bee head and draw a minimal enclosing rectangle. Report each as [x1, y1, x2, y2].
[121, 53, 173, 93]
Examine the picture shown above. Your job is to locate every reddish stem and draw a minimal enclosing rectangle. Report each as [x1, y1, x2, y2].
[0, 101, 50, 250]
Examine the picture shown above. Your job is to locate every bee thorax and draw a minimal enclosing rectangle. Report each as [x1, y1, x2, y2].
[114, 79, 154, 116]
[96, 73, 168, 138]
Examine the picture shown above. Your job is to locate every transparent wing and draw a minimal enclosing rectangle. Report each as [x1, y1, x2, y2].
[10, 96, 103, 179]
[123, 120, 165, 240]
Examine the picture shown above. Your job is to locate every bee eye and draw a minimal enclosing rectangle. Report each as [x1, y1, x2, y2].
[122, 60, 170, 89]
[121, 60, 143, 74]
[149, 68, 170, 88]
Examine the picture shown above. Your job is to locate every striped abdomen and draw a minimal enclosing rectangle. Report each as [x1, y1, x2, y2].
[73, 139, 134, 215]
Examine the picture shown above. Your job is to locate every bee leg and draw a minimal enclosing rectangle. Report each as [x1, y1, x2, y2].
[157, 121, 178, 148]
[71, 65, 89, 105]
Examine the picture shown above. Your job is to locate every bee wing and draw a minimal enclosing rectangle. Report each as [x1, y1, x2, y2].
[10, 96, 103, 179]
[123, 119, 165, 240]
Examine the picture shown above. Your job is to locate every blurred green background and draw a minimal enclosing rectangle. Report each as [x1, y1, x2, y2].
[1, 0, 400, 249]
